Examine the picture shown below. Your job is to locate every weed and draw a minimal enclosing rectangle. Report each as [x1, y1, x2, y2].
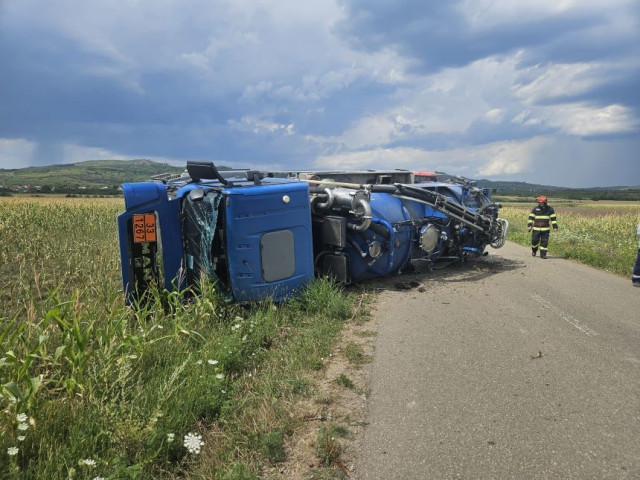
[287, 376, 313, 396]
[356, 329, 377, 337]
[344, 342, 371, 366]
[335, 374, 355, 389]
[315, 423, 349, 466]
[258, 430, 286, 464]
[315, 394, 334, 405]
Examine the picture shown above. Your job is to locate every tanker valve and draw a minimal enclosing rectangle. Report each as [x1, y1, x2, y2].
[368, 241, 382, 259]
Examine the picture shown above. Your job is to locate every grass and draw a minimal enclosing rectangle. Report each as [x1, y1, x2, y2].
[2, 196, 637, 478]
[498, 201, 640, 277]
[335, 374, 355, 390]
[315, 423, 350, 467]
[0, 197, 355, 479]
[343, 342, 371, 366]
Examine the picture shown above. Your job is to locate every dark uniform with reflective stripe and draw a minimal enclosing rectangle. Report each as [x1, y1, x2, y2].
[633, 223, 640, 287]
[527, 203, 558, 258]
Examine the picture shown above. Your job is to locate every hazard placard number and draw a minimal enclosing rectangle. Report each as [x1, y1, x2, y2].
[133, 214, 157, 243]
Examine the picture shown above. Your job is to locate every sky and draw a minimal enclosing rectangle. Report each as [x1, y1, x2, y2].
[1, 0, 639, 188]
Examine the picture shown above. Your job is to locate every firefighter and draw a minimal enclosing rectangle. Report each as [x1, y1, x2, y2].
[527, 195, 558, 259]
[633, 223, 640, 287]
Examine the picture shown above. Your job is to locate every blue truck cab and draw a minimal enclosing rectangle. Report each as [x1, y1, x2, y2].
[117, 162, 314, 303]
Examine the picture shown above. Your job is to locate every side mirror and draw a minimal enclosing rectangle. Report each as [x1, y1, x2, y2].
[186, 161, 228, 185]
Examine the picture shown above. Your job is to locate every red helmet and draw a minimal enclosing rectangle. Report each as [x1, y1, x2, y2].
[537, 195, 547, 203]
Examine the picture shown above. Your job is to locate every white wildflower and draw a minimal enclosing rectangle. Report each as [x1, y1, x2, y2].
[93, 477, 105, 480]
[167, 433, 175, 443]
[183, 432, 204, 454]
[17, 436, 26, 442]
[18, 423, 29, 431]
[7, 447, 19, 456]
[216, 373, 224, 380]
[196, 360, 203, 365]
[16, 413, 28, 423]
[82, 458, 97, 466]
[207, 359, 218, 365]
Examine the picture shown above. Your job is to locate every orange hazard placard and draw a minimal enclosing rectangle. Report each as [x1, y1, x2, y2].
[132, 213, 157, 243]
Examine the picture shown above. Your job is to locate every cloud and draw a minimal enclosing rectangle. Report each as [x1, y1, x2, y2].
[0, 139, 37, 169]
[474, 138, 546, 176]
[315, 147, 431, 171]
[0, 0, 638, 187]
[314, 137, 544, 177]
[229, 116, 295, 136]
[547, 103, 638, 136]
[314, 134, 640, 188]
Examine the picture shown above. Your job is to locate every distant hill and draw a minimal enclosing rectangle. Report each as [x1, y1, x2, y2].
[473, 179, 640, 201]
[1, 160, 639, 200]
[431, 172, 640, 201]
[0, 159, 186, 192]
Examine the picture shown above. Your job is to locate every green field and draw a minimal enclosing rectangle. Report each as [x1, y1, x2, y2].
[0, 197, 358, 479]
[496, 198, 639, 277]
[1, 196, 637, 478]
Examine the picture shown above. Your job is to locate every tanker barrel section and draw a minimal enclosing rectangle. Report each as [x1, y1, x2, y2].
[305, 177, 509, 283]
[308, 179, 493, 235]
[392, 183, 507, 248]
[394, 184, 492, 232]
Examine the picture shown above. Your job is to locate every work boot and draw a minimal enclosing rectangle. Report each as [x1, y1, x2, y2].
[532, 249, 537, 257]
[540, 252, 547, 259]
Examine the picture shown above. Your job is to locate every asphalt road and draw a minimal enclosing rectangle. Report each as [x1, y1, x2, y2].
[354, 241, 640, 480]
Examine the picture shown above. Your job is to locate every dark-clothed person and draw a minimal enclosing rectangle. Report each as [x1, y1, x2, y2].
[527, 195, 558, 259]
[633, 223, 640, 287]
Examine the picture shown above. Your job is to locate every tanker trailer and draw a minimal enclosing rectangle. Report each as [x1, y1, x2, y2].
[305, 175, 507, 284]
[117, 162, 507, 304]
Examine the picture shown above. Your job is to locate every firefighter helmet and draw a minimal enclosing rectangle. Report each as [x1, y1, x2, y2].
[537, 195, 547, 203]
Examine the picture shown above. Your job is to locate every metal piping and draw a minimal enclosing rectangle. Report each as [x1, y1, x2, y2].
[311, 187, 335, 213]
[349, 197, 372, 232]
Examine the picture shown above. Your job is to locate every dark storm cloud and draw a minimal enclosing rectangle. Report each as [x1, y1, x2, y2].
[338, 0, 607, 72]
[0, 0, 638, 186]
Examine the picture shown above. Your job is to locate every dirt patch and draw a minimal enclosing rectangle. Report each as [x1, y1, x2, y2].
[262, 292, 379, 479]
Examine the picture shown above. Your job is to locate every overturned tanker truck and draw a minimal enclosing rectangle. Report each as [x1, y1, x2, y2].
[117, 161, 508, 304]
